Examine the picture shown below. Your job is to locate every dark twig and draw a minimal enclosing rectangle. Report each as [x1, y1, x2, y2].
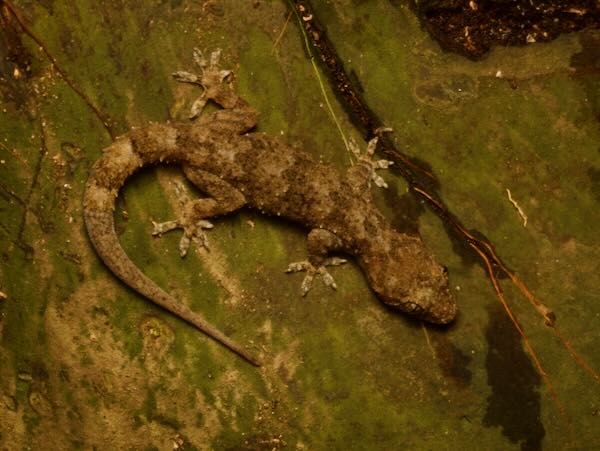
[2, 0, 116, 139]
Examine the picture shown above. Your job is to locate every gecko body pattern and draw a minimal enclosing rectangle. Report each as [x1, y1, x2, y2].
[84, 51, 456, 365]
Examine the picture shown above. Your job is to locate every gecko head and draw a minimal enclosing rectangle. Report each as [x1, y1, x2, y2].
[362, 235, 457, 324]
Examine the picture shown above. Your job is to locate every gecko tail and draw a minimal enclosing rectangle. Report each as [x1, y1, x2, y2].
[83, 202, 260, 367]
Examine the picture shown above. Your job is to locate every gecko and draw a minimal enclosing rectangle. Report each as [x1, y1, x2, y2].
[83, 49, 457, 366]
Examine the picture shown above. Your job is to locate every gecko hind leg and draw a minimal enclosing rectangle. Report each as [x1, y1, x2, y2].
[285, 229, 347, 296]
[173, 48, 233, 119]
[152, 215, 214, 257]
[173, 48, 259, 134]
[152, 167, 246, 256]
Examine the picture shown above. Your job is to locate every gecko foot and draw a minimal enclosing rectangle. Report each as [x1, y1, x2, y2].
[152, 219, 214, 257]
[285, 257, 347, 296]
[173, 48, 233, 119]
[350, 128, 394, 189]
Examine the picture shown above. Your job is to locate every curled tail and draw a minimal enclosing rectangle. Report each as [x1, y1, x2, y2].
[83, 138, 260, 366]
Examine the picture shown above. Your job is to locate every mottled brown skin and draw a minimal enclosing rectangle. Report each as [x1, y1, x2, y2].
[84, 55, 456, 366]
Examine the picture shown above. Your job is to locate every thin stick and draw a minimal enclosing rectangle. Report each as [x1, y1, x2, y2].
[506, 188, 528, 227]
[470, 243, 569, 422]
[3, 0, 115, 139]
[288, 0, 350, 156]
[421, 322, 436, 359]
[272, 10, 293, 53]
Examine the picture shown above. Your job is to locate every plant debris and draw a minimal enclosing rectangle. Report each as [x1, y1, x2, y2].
[412, 0, 600, 59]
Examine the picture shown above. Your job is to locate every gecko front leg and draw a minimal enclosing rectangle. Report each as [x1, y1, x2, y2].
[347, 128, 394, 192]
[153, 167, 246, 256]
[286, 133, 392, 296]
[286, 229, 347, 296]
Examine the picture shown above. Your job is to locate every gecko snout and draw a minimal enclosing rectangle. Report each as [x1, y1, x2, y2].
[362, 237, 458, 325]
